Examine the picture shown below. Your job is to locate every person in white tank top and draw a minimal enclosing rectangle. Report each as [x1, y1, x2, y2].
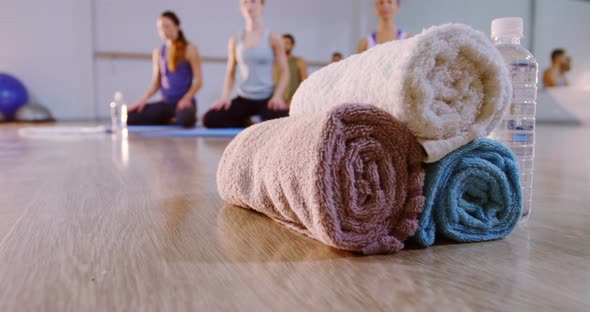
[357, 0, 411, 54]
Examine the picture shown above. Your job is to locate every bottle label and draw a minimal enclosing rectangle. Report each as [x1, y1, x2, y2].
[507, 119, 534, 143]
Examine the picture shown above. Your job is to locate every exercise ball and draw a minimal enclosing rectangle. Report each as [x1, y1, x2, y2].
[15, 103, 54, 122]
[0, 73, 29, 120]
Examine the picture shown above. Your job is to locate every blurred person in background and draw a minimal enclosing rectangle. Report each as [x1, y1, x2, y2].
[543, 48, 570, 88]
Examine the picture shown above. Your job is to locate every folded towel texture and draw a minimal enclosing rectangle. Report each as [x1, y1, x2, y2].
[413, 138, 522, 247]
[289, 23, 512, 163]
[217, 104, 425, 254]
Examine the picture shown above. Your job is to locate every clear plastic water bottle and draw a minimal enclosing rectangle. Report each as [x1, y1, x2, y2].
[110, 91, 128, 132]
[490, 17, 538, 223]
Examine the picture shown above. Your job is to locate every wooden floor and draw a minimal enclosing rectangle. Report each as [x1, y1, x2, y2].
[0, 123, 588, 311]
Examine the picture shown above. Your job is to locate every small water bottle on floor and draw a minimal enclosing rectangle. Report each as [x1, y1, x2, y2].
[110, 91, 128, 132]
[490, 17, 538, 223]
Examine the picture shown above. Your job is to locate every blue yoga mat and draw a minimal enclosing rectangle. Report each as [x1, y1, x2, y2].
[106, 125, 181, 133]
[141, 128, 244, 138]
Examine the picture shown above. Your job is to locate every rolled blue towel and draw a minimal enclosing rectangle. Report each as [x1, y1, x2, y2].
[413, 138, 522, 247]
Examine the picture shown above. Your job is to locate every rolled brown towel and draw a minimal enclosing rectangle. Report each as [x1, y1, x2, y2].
[217, 104, 425, 255]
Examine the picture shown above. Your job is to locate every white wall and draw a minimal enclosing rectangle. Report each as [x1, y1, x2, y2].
[363, 0, 533, 49]
[93, 0, 357, 119]
[534, 0, 590, 88]
[0, 0, 94, 120]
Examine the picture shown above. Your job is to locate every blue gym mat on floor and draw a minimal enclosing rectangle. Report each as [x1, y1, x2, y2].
[140, 127, 244, 138]
[106, 125, 181, 133]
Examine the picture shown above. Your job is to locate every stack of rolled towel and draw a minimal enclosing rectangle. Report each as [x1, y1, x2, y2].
[217, 23, 523, 255]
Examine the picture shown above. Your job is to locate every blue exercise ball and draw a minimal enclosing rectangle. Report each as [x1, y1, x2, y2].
[0, 73, 29, 120]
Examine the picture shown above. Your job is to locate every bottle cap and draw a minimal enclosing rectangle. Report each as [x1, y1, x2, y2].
[491, 17, 524, 38]
[114, 91, 124, 102]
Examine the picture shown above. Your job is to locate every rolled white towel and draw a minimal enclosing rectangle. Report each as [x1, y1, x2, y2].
[290, 23, 511, 163]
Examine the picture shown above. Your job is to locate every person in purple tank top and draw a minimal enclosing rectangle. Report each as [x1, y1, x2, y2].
[357, 0, 411, 54]
[128, 11, 203, 128]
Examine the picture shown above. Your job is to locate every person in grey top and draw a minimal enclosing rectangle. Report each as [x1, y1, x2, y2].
[203, 0, 289, 128]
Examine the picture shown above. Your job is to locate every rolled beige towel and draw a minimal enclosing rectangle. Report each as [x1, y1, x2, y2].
[217, 104, 425, 255]
[290, 23, 512, 163]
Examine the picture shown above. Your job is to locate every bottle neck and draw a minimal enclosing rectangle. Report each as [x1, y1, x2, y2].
[493, 36, 522, 45]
